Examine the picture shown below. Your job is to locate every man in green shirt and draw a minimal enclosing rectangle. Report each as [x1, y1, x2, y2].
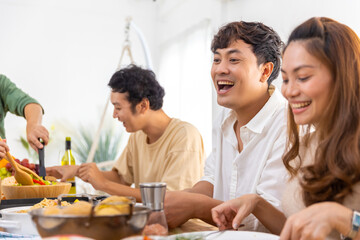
[0, 74, 49, 158]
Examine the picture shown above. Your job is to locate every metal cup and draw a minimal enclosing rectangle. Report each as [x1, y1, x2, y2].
[139, 182, 166, 211]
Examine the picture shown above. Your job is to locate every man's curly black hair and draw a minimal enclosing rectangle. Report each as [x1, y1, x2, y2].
[108, 64, 165, 113]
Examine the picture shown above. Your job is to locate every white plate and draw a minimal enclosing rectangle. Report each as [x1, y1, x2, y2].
[0, 206, 31, 214]
[0, 206, 39, 235]
[176, 231, 279, 240]
[123, 231, 279, 240]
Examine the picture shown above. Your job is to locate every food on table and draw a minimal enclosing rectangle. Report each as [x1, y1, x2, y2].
[42, 236, 94, 240]
[4, 158, 39, 177]
[0, 158, 8, 168]
[175, 236, 204, 240]
[100, 195, 132, 204]
[94, 195, 133, 215]
[0, 160, 11, 179]
[44, 201, 93, 216]
[0, 166, 11, 179]
[17, 198, 71, 213]
[0, 157, 40, 181]
[45, 176, 57, 182]
[2, 176, 56, 187]
[61, 201, 92, 215]
[1, 176, 17, 199]
[42, 195, 134, 216]
[142, 223, 168, 236]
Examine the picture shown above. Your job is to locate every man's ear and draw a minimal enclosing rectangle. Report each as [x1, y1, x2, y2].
[260, 62, 274, 83]
[138, 98, 150, 114]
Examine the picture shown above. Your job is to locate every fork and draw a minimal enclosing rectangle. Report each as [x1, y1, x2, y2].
[202, 230, 225, 239]
[202, 224, 245, 239]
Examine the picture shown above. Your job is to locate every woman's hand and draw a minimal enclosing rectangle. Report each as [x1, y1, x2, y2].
[211, 194, 260, 230]
[280, 202, 352, 240]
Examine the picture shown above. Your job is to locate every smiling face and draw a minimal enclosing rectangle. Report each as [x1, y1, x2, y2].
[211, 40, 269, 111]
[111, 91, 142, 132]
[281, 41, 334, 125]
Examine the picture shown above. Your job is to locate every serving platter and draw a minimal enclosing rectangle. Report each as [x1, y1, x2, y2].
[0, 195, 108, 210]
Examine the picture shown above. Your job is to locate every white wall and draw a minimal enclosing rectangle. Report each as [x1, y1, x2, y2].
[1, 0, 360, 165]
[155, 0, 220, 156]
[155, 0, 360, 156]
[221, 0, 360, 89]
[0, 0, 158, 165]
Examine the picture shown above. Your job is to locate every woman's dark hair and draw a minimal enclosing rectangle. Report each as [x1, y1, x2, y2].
[282, 17, 360, 206]
[108, 64, 165, 113]
[211, 21, 283, 85]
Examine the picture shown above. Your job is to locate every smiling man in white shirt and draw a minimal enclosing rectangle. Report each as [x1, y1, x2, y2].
[164, 21, 288, 232]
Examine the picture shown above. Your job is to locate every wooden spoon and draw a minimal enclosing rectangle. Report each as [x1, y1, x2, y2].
[0, 137, 44, 181]
[4, 152, 34, 185]
[17, 163, 42, 181]
[0, 136, 34, 185]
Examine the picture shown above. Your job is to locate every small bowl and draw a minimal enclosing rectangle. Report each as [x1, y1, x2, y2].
[1, 181, 71, 199]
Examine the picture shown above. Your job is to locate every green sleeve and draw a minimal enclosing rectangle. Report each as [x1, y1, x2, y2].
[0, 74, 42, 138]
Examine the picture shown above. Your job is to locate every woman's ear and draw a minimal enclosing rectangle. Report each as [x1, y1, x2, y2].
[260, 62, 274, 83]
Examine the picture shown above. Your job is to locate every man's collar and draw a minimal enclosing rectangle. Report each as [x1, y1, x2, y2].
[246, 85, 284, 134]
[223, 85, 285, 134]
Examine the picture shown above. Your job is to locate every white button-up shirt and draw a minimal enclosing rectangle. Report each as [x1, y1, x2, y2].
[202, 86, 288, 231]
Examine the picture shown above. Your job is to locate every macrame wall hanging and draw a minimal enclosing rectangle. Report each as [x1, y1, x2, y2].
[86, 17, 153, 164]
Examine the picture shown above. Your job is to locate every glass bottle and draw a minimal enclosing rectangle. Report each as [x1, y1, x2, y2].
[140, 182, 168, 236]
[61, 136, 76, 194]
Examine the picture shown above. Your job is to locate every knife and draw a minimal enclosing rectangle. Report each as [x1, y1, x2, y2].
[38, 138, 46, 178]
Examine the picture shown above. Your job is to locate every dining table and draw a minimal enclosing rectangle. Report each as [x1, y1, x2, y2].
[170, 218, 218, 234]
[0, 219, 217, 239]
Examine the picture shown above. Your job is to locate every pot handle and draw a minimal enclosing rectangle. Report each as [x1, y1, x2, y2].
[0, 219, 20, 229]
[57, 193, 97, 206]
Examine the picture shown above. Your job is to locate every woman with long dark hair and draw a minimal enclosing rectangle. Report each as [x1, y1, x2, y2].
[211, 17, 360, 240]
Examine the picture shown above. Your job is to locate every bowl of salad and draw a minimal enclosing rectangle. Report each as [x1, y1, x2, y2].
[1, 176, 71, 199]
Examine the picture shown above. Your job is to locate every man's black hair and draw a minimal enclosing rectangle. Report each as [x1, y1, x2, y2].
[108, 64, 165, 113]
[211, 21, 283, 85]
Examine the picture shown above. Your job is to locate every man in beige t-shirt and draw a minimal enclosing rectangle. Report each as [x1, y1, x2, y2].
[47, 64, 205, 201]
[113, 117, 204, 191]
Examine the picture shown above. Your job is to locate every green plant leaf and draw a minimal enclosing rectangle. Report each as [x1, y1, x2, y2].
[72, 124, 123, 168]
[18, 136, 38, 162]
[20, 136, 30, 150]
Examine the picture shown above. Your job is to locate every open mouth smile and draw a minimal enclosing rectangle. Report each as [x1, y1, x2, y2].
[217, 80, 234, 93]
[290, 101, 312, 114]
[290, 101, 312, 109]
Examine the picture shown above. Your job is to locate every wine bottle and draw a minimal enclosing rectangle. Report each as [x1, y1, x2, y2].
[61, 137, 76, 194]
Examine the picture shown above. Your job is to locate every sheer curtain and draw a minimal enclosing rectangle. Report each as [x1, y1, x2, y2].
[158, 20, 213, 156]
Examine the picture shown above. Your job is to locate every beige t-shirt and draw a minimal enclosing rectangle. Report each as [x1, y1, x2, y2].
[113, 118, 205, 191]
[282, 134, 360, 240]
